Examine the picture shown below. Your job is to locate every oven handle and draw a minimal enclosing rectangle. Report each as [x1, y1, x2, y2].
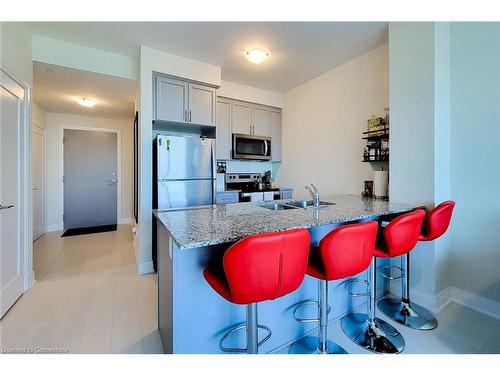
[264, 140, 268, 157]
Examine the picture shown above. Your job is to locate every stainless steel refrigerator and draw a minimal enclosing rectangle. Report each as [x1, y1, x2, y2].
[154, 134, 215, 210]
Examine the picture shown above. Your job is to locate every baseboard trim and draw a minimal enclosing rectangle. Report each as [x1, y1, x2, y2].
[436, 286, 500, 320]
[390, 282, 437, 312]
[138, 260, 154, 275]
[46, 224, 63, 232]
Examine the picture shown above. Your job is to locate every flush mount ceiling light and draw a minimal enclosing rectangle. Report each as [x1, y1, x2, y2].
[77, 97, 97, 108]
[244, 48, 270, 64]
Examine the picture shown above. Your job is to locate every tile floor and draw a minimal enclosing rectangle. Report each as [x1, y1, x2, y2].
[276, 302, 500, 354]
[1, 225, 499, 354]
[0, 225, 163, 354]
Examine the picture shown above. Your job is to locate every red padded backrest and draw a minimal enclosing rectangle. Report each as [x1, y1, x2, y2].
[383, 209, 426, 257]
[319, 221, 378, 280]
[421, 201, 455, 240]
[223, 229, 310, 304]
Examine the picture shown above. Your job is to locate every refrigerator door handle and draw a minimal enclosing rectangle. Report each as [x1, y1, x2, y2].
[212, 139, 217, 204]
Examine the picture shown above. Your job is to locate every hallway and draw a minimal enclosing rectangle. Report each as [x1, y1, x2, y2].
[1, 226, 162, 353]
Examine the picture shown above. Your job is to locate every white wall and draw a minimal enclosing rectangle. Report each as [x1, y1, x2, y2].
[217, 80, 284, 108]
[278, 43, 388, 200]
[138, 46, 222, 274]
[32, 35, 139, 81]
[32, 101, 47, 129]
[448, 23, 500, 302]
[1, 21, 35, 287]
[389, 23, 438, 303]
[44, 112, 134, 231]
[389, 22, 500, 313]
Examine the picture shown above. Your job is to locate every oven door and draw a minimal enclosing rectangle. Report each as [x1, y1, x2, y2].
[232, 133, 271, 161]
[239, 192, 264, 202]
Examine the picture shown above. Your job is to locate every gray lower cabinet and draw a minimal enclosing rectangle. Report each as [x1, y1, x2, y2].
[270, 108, 282, 161]
[280, 188, 293, 200]
[216, 98, 232, 160]
[216, 191, 239, 204]
[154, 75, 216, 126]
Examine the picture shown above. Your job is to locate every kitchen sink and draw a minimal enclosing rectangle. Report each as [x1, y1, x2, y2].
[259, 202, 299, 211]
[285, 200, 335, 209]
[259, 200, 335, 211]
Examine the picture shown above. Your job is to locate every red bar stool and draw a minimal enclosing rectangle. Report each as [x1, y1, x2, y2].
[378, 201, 455, 330]
[203, 229, 310, 354]
[290, 221, 378, 354]
[341, 212, 424, 354]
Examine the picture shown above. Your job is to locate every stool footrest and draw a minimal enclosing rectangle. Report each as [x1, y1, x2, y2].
[219, 324, 272, 353]
[292, 299, 331, 323]
[344, 278, 370, 297]
[379, 265, 404, 280]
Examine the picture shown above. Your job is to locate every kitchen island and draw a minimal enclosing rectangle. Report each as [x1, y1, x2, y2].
[154, 195, 418, 354]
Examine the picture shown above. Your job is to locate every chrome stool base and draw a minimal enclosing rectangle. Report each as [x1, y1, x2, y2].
[378, 297, 438, 330]
[341, 313, 405, 354]
[289, 336, 347, 354]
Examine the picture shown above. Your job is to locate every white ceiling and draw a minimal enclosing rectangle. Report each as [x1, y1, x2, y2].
[33, 62, 137, 119]
[29, 22, 388, 92]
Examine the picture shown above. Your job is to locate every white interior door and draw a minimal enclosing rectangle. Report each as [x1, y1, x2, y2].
[0, 70, 25, 318]
[32, 125, 44, 240]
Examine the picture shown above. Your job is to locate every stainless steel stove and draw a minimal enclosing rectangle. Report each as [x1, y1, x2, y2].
[225, 173, 280, 202]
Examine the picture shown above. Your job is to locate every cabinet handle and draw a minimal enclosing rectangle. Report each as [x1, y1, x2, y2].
[189, 110, 192, 122]
[184, 110, 187, 122]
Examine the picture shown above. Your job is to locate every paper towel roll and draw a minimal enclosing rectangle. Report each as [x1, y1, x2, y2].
[373, 171, 389, 198]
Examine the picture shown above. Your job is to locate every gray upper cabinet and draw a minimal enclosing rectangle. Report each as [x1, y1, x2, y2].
[231, 100, 252, 134]
[156, 77, 188, 123]
[216, 98, 232, 160]
[215, 96, 283, 162]
[251, 104, 270, 137]
[270, 108, 282, 161]
[154, 75, 216, 126]
[189, 83, 216, 126]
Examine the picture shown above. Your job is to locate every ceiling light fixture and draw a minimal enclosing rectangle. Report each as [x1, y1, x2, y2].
[244, 48, 270, 64]
[77, 97, 97, 108]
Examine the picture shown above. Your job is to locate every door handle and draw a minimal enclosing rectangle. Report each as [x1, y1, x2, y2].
[0, 205, 14, 210]
[184, 110, 188, 122]
[189, 110, 192, 122]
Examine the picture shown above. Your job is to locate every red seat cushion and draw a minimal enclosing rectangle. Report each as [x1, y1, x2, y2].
[419, 201, 455, 241]
[374, 247, 390, 258]
[377, 209, 426, 258]
[307, 221, 378, 281]
[204, 229, 310, 305]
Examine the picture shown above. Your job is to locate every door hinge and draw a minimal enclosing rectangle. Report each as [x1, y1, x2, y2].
[63, 176, 65, 183]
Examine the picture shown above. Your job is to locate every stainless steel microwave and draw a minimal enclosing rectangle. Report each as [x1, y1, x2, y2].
[232, 133, 272, 161]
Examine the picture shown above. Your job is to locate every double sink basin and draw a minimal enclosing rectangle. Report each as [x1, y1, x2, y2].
[259, 200, 335, 211]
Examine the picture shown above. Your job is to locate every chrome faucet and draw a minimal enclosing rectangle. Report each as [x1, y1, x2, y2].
[305, 184, 320, 207]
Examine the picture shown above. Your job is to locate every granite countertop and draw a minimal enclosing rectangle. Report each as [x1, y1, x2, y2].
[154, 195, 419, 250]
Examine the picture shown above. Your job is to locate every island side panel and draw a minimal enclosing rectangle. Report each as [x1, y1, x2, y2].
[158, 218, 391, 354]
[157, 221, 173, 353]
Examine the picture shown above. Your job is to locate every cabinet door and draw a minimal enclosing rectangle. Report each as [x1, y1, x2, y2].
[156, 77, 188, 123]
[231, 100, 252, 134]
[216, 98, 232, 160]
[280, 189, 293, 200]
[270, 108, 282, 161]
[251, 104, 270, 137]
[189, 83, 216, 126]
